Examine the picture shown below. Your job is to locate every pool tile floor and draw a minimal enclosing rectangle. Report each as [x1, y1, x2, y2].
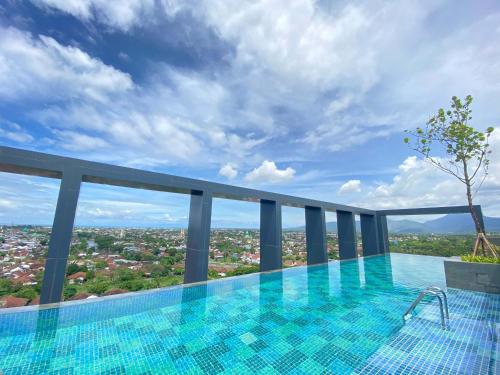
[355, 289, 500, 375]
[0, 254, 498, 374]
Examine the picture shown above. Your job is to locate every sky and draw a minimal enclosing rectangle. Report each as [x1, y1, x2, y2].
[0, 0, 499, 228]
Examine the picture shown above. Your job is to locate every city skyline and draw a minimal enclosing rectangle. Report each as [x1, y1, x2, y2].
[0, 1, 499, 226]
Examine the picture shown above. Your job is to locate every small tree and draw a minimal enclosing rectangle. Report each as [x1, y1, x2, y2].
[404, 95, 497, 257]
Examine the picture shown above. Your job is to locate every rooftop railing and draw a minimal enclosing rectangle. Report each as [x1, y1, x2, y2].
[0, 146, 483, 305]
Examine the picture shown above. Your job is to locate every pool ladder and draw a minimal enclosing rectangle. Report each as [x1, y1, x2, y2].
[403, 286, 449, 330]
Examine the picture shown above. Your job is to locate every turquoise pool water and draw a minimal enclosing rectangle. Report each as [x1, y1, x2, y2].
[0, 254, 498, 374]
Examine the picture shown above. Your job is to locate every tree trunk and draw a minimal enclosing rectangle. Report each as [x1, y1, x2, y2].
[462, 160, 493, 256]
[463, 170, 497, 257]
[463, 161, 483, 235]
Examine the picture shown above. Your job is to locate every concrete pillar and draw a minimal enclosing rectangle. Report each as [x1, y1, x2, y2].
[40, 169, 82, 304]
[376, 214, 389, 254]
[305, 206, 328, 265]
[184, 190, 212, 284]
[260, 199, 282, 271]
[360, 213, 379, 256]
[336, 210, 357, 259]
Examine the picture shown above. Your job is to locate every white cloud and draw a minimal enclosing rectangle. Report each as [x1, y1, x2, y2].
[244, 160, 295, 184]
[0, 26, 133, 103]
[0, 173, 60, 225]
[32, 0, 154, 31]
[1, 2, 500, 225]
[0, 121, 34, 144]
[338, 179, 361, 195]
[199, 0, 380, 91]
[0, 25, 268, 168]
[83, 207, 114, 218]
[354, 132, 500, 216]
[53, 130, 110, 151]
[0, 199, 15, 209]
[25, 1, 500, 155]
[191, 0, 500, 151]
[219, 164, 238, 180]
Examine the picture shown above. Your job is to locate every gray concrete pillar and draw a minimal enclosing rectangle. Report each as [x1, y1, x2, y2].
[376, 214, 389, 254]
[336, 210, 357, 259]
[40, 169, 82, 304]
[184, 190, 212, 284]
[260, 199, 282, 271]
[360, 213, 379, 256]
[305, 206, 328, 265]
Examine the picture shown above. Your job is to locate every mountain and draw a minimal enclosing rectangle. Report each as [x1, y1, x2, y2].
[422, 214, 500, 234]
[285, 214, 500, 234]
[387, 219, 425, 233]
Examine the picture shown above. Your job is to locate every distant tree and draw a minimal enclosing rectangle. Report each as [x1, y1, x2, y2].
[404, 95, 496, 257]
[173, 267, 184, 276]
[119, 279, 144, 292]
[64, 285, 78, 300]
[95, 260, 108, 270]
[152, 248, 162, 256]
[66, 263, 81, 276]
[0, 279, 14, 296]
[86, 270, 96, 280]
[86, 281, 110, 295]
[115, 269, 138, 282]
[15, 287, 38, 300]
[95, 235, 115, 251]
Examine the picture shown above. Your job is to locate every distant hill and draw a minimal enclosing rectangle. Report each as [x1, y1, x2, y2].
[418, 214, 500, 234]
[286, 214, 500, 234]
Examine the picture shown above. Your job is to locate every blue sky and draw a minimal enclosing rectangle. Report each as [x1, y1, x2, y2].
[0, 0, 499, 227]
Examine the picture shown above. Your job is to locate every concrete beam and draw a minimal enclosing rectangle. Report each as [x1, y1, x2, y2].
[337, 210, 357, 260]
[260, 199, 282, 271]
[305, 206, 328, 265]
[40, 169, 82, 304]
[360, 214, 379, 256]
[0, 145, 374, 214]
[377, 205, 477, 216]
[184, 190, 212, 284]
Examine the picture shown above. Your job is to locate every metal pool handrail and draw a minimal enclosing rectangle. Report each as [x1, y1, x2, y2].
[403, 286, 449, 330]
[426, 286, 449, 319]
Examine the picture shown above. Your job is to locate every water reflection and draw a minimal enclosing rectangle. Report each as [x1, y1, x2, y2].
[179, 283, 208, 328]
[363, 254, 394, 289]
[34, 307, 60, 342]
[340, 259, 361, 294]
[307, 263, 331, 304]
[259, 271, 283, 309]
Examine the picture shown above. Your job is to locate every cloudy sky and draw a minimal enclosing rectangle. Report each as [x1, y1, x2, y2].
[0, 0, 499, 227]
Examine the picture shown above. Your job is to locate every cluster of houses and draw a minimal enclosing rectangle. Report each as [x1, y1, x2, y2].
[0, 227, 46, 286]
[1, 226, 343, 308]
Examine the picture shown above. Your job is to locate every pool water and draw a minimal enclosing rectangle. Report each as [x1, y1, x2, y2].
[0, 254, 498, 374]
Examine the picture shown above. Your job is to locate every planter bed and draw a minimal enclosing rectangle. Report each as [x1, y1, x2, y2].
[444, 259, 500, 294]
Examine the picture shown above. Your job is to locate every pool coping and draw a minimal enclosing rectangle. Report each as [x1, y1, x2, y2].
[0, 253, 385, 315]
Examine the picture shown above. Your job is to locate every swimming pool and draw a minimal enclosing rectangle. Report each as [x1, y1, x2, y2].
[0, 253, 498, 374]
